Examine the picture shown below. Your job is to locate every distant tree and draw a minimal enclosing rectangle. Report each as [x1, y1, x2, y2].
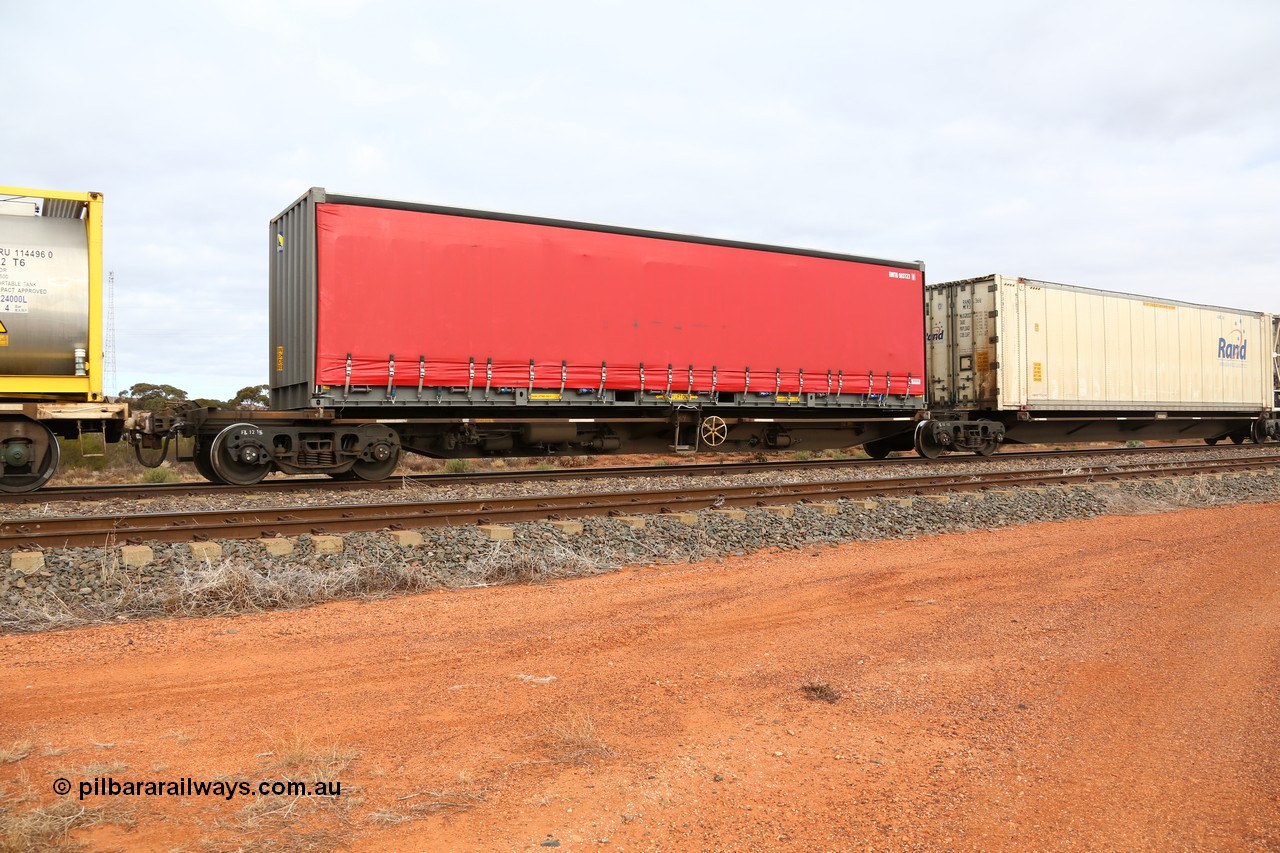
[229, 384, 270, 409]
[193, 398, 228, 410]
[121, 383, 189, 412]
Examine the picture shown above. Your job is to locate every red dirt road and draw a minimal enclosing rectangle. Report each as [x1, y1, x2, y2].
[3, 504, 1279, 851]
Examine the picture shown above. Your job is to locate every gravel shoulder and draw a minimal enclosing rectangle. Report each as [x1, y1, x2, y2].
[5, 463, 1280, 632]
[2, 501, 1278, 851]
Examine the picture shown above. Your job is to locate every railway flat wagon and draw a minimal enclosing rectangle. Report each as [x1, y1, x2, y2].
[919, 274, 1279, 454]
[0, 186, 128, 492]
[166, 187, 930, 483]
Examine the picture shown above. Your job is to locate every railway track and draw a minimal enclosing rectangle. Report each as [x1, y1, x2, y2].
[5, 443, 1273, 506]
[5, 453, 1278, 550]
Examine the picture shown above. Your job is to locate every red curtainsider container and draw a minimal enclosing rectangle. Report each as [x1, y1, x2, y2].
[270, 189, 926, 410]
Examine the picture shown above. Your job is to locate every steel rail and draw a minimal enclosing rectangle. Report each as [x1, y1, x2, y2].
[4, 454, 1277, 550]
[6, 443, 1275, 506]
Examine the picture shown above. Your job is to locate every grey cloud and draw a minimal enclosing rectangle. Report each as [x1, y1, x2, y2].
[4, 0, 1277, 397]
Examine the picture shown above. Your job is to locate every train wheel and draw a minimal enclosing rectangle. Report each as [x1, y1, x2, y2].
[350, 443, 400, 481]
[913, 422, 947, 459]
[974, 440, 999, 457]
[0, 419, 60, 494]
[1204, 437, 1219, 446]
[327, 470, 360, 480]
[192, 441, 224, 484]
[209, 423, 272, 486]
[1230, 433, 1246, 445]
[862, 439, 893, 459]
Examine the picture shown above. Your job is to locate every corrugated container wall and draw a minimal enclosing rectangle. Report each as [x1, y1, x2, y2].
[926, 275, 1273, 413]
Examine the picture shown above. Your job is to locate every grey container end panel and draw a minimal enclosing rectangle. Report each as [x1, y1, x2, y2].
[269, 188, 322, 411]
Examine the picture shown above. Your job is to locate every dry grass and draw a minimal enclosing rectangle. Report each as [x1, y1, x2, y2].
[0, 554, 448, 633]
[264, 727, 357, 778]
[547, 713, 612, 764]
[552, 454, 597, 468]
[369, 787, 487, 825]
[139, 465, 183, 484]
[1163, 477, 1218, 505]
[198, 729, 361, 853]
[0, 742, 32, 764]
[466, 542, 609, 588]
[74, 761, 129, 776]
[1095, 475, 1254, 516]
[0, 537, 624, 633]
[0, 508, 633, 633]
[1097, 490, 1185, 515]
[801, 681, 843, 704]
[0, 791, 134, 853]
[506, 712, 613, 770]
[206, 827, 350, 853]
[396, 453, 580, 477]
[365, 808, 412, 826]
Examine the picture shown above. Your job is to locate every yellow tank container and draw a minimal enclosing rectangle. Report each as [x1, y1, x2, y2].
[0, 186, 128, 492]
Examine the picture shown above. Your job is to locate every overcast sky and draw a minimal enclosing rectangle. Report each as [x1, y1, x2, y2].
[5, 0, 1279, 400]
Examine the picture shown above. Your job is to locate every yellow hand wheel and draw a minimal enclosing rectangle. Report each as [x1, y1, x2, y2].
[700, 415, 728, 447]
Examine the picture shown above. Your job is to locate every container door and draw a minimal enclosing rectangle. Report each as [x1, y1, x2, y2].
[924, 287, 952, 405]
[1272, 315, 1279, 411]
[927, 278, 997, 409]
[953, 281, 979, 406]
[971, 280, 996, 406]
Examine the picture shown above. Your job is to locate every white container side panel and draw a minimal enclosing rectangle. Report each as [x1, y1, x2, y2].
[929, 276, 1272, 413]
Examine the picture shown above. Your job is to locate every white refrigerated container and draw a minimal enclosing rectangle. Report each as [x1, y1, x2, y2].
[926, 275, 1274, 414]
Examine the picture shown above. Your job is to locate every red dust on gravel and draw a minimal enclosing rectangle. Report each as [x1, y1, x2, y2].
[2, 502, 1278, 851]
